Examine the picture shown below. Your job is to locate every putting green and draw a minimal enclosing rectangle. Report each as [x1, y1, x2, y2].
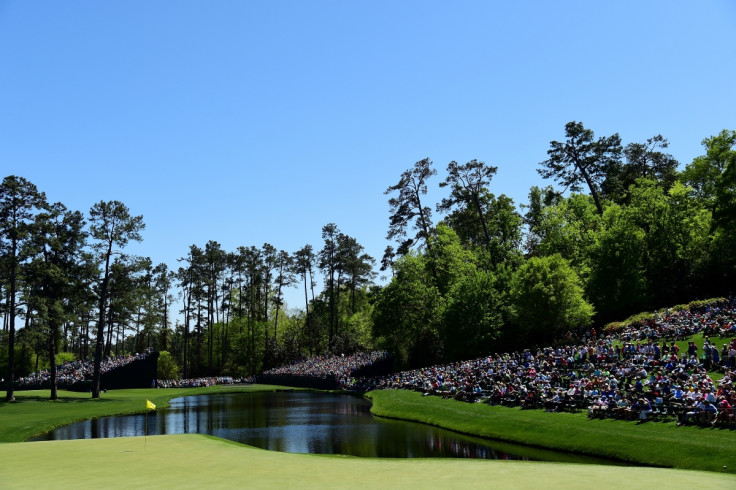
[2, 434, 734, 489]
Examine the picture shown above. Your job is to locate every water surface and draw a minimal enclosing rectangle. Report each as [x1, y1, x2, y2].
[30, 391, 619, 463]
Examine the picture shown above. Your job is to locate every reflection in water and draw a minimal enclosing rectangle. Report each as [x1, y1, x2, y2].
[28, 392, 614, 463]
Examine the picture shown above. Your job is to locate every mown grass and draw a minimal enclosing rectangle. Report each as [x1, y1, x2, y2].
[2, 434, 735, 489]
[2, 385, 736, 488]
[367, 389, 736, 473]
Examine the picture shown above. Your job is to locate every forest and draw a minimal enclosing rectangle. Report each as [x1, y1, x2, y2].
[2, 123, 736, 398]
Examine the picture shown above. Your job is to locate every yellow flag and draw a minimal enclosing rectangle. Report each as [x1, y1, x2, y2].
[146, 399, 156, 411]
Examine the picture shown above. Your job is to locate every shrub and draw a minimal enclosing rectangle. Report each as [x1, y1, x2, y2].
[157, 351, 179, 380]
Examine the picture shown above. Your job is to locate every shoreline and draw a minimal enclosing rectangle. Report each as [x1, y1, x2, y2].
[366, 389, 736, 473]
[3, 384, 735, 474]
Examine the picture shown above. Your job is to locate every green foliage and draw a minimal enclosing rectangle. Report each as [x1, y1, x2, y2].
[602, 312, 654, 334]
[533, 193, 600, 277]
[426, 224, 477, 296]
[0, 345, 33, 381]
[684, 298, 728, 310]
[626, 179, 711, 306]
[522, 185, 562, 256]
[1, 175, 48, 400]
[374, 223, 512, 365]
[443, 190, 524, 270]
[228, 325, 265, 375]
[706, 130, 736, 288]
[437, 159, 509, 259]
[3, 127, 736, 378]
[385, 158, 437, 256]
[440, 269, 503, 361]
[55, 351, 75, 366]
[681, 129, 736, 209]
[510, 254, 594, 345]
[372, 254, 442, 368]
[338, 308, 375, 353]
[538, 121, 622, 215]
[587, 203, 648, 321]
[157, 350, 179, 380]
[602, 134, 679, 204]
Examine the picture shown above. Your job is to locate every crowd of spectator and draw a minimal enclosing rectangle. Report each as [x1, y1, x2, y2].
[262, 301, 736, 428]
[156, 376, 240, 388]
[263, 351, 390, 388]
[16, 355, 255, 390]
[350, 301, 736, 427]
[14, 353, 150, 389]
[13, 299, 736, 430]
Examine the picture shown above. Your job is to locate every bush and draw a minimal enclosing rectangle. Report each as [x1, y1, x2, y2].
[603, 297, 729, 333]
[157, 351, 179, 380]
[56, 352, 76, 365]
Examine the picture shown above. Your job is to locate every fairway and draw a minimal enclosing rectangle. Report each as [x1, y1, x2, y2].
[2, 434, 735, 490]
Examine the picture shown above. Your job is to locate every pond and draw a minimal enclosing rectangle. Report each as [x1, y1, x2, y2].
[30, 391, 619, 464]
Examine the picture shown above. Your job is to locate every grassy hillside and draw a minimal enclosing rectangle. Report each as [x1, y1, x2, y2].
[368, 389, 736, 473]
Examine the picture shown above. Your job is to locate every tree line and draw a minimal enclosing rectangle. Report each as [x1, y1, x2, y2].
[2, 123, 735, 395]
[373, 124, 736, 368]
[0, 179, 376, 399]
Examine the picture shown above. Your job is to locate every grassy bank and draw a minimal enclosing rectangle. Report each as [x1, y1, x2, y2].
[367, 389, 736, 473]
[2, 434, 735, 489]
[0, 384, 290, 442]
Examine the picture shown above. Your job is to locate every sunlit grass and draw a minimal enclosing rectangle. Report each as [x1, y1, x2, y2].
[368, 389, 736, 473]
[2, 384, 736, 487]
[2, 434, 735, 489]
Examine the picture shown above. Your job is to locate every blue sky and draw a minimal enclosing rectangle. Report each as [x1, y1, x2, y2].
[2, 1, 735, 315]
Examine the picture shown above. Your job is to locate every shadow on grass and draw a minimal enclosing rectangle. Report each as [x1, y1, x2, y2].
[1, 396, 114, 404]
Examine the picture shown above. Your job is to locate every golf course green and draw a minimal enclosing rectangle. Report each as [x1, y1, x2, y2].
[3, 433, 735, 489]
[2, 385, 735, 489]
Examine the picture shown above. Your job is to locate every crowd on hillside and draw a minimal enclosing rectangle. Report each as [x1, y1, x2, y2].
[12, 300, 736, 429]
[262, 351, 390, 388]
[14, 353, 150, 389]
[265, 301, 736, 428]
[359, 302, 736, 427]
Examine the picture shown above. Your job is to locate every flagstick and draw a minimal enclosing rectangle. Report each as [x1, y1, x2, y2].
[145, 410, 148, 450]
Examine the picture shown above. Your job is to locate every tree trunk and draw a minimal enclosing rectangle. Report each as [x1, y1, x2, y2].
[183, 286, 190, 379]
[83, 317, 89, 359]
[208, 292, 213, 374]
[105, 317, 114, 358]
[274, 282, 282, 340]
[472, 192, 493, 253]
[415, 190, 439, 280]
[576, 163, 604, 215]
[5, 238, 18, 402]
[19, 342, 26, 379]
[92, 240, 113, 398]
[49, 323, 58, 401]
[222, 306, 229, 370]
[329, 264, 335, 351]
[303, 272, 310, 318]
[196, 305, 202, 377]
[35, 337, 40, 374]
